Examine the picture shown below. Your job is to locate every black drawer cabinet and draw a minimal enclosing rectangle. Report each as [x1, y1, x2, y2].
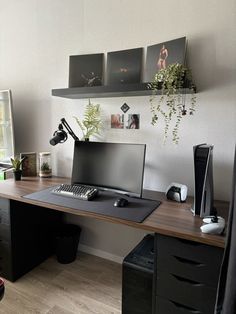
[153, 234, 223, 314]
[0, 198, 62, 281]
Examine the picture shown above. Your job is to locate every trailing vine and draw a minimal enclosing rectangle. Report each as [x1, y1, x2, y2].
[149, 63, 196, 144]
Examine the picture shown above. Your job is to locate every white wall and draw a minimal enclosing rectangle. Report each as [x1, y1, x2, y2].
[1, 0, 236, 261]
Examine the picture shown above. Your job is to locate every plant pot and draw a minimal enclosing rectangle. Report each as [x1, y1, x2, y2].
[39, 169, 52, 178]
[13, 170, 22, 181]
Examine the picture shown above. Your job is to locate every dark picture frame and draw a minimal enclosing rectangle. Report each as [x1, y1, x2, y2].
[20, 152, 37, 177]
[69, 53, 104, 88]
[145, 37, 187, 82]
[107, 48, 143, 85]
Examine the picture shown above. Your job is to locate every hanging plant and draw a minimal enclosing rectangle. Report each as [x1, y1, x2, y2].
[74, 99, 101, 140]
[149, 63, 196, 144]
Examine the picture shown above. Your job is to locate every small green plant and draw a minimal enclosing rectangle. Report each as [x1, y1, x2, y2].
[74, 99, 101, 140]
[149, 63, 196, 144]
[10, 156, 25, 171]
[41, 162, 50, 171]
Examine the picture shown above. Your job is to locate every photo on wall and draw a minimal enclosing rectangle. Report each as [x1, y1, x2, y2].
[107, 48, 143, 85]
[145, 37, 187, 82]
[126, 114, 140, 129]
[69, 53, 104, 87]
[111, 114, 124, 129]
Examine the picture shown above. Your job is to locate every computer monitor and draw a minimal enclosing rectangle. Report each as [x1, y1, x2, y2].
[71, 141, 146, 198]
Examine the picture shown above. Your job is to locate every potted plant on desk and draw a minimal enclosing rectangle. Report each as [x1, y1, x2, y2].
[10, 156, 25, 181]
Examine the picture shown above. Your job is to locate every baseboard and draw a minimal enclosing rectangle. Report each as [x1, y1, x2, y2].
[78, 244, 123, 264]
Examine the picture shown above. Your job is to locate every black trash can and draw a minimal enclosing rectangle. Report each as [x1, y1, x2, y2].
[55, 224, 81, 264]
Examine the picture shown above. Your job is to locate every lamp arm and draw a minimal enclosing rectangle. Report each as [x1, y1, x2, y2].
[60, 118, 79, 141]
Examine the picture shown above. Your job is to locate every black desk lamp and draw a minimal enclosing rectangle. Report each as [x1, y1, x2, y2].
[49, 118, 79, 146]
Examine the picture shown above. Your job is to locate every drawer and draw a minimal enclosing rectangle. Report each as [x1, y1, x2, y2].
[156, 271, 217, 313]
[155, 295, 205, 314]
[155, 235, 223, 286]
[156, 252, 222, 287]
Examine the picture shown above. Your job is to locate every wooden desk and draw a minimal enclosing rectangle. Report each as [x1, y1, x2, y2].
[0, 177, 228, 313]
[0, 176, 227, 248]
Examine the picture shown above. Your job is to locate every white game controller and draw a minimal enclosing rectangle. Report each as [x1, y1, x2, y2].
[200, 216, 225, 234]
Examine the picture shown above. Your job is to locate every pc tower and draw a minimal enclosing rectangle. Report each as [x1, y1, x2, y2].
[122, 234, 154, 314]
[192, 144, 215, 217]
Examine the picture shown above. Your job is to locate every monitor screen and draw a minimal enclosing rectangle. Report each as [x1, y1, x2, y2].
[71, 141, 146, 197]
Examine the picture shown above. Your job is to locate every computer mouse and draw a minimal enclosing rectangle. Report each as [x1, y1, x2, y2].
[114, 198, 129, 207]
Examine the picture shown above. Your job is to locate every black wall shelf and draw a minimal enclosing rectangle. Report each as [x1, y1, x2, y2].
[52, 82, 196, 99]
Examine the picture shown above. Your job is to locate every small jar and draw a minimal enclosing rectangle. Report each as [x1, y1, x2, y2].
[39, 152, 52, 178]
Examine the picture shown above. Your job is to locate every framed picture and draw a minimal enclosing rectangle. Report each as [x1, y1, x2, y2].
[20, 152, 37, 177]
[126, 114, 140, 129]
[111, 114, 124, 129]
[145, 37, 187, 82]
[69, 53, 104, 87]
[107, 48, 143, 85]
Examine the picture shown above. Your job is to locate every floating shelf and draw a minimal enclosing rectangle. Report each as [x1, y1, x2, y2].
[52, 82, 196, 99]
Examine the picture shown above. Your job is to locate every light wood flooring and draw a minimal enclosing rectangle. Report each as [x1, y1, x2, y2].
[0, 252, 122, 314]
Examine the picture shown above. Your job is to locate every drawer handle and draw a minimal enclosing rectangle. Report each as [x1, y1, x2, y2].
[170, 300, 202, 313]
[173, 256, 205, 267]
[171, 274, 204, 287]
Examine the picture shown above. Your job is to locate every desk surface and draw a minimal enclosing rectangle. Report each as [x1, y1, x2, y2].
[0, 177, 228, 248]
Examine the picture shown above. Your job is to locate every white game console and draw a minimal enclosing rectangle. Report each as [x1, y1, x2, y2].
[200, 216, 225, 234]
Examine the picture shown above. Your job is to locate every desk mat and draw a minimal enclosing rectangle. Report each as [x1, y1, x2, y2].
[23, 187, 161, 223]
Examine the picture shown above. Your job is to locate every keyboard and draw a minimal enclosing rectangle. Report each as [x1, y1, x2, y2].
[51, 184, 98, 201]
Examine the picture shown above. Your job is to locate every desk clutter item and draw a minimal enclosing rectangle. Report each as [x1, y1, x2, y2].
[200, 216, 225, 234]
[23, 187, 161, 223]
[166, 182, 187, 202]
[39, 152, 52, 177]
[52, 184, 98, 201]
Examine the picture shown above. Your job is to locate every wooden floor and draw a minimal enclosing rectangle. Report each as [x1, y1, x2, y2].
[0, 253, 122, 314]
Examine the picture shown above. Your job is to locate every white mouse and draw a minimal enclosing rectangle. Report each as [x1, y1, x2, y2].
[200, 217, 225, 235]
